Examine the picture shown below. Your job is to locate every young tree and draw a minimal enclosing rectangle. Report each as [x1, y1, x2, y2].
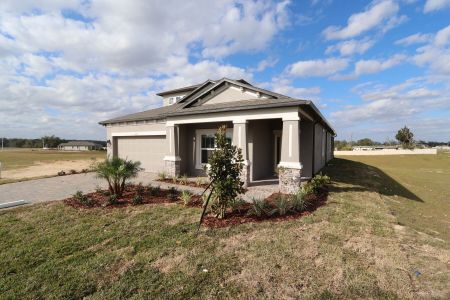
[357, 138, 375, 146]
[205, 125, 245, 219]
[395, 126, 414, 149]
[93, 157, 142, 197]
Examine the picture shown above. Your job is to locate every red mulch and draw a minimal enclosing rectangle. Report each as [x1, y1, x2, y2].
[64, 184, 329, 229]
[202, 189, 329, 228]
[64, 184, 201, 209]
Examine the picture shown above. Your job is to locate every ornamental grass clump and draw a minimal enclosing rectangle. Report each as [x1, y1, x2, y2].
[93, 157, 142, 197]
[180, 190, 192, 206]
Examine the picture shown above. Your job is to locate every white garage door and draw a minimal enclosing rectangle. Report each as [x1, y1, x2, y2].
[116, 136, 166, 172]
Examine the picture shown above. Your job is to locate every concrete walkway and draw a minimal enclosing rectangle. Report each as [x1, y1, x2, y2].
[0, 173, 278, 207]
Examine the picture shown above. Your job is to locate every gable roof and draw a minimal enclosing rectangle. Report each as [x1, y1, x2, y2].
[99, 78, 336, 135]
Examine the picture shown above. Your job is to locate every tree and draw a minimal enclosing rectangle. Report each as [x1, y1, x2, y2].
[93, 157, 142, 197]
[356, 138, 374, 146]
[395, 126, 414, 149]
[204, 125, 245, 219]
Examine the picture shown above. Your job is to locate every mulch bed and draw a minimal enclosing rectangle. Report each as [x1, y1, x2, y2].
[64, 183, 329, 229]
[64, 184, 201, 209]
[201, 189, 329, 228]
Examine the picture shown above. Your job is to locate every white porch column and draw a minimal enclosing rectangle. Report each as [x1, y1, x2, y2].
[233, 120, 250, 188]
[163, 125, 181, 176]
[278, 116, 302, 194]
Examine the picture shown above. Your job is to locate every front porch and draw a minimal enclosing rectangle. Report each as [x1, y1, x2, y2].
[163, 106, 316, 194]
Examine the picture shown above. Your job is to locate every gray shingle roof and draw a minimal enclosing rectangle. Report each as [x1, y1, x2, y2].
[99, 78, 336, 135]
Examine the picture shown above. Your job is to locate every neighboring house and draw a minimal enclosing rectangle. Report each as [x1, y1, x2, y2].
[100, 78, 335, 193]
[58, 141, 103, 151]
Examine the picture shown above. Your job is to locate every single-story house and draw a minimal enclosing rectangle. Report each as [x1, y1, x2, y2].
[58, 141, 103, 151]
[100, 78, 335, 193]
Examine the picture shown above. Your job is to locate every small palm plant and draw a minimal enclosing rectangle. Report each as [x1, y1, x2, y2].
[93, 157, 142, 197]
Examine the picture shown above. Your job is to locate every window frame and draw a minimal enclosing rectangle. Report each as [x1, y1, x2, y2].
[195, 129, 233, 169]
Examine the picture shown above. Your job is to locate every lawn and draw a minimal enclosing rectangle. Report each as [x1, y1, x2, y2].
[0, 148, 106, 170]
[0, 154, 449, 299]
[0, 148, 106, 184]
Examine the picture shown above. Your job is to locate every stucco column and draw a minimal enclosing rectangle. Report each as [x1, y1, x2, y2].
[164, 125, 181, 177]
[233, 120, 250, 188]
[278, 116, 302, 194]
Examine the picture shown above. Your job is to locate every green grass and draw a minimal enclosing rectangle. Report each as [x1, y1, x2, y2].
[0, 148, 106, 171]
[0, 154, 449, 299]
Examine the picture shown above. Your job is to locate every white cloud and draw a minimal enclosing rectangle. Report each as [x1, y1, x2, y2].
[266, 78, 321, 98]
[252, 57, 279, 72]
[325, 39, 375, 56]
[330, 77, 450, 141]
[286, 58, 349, 77]
[0, 0, 289, 139]
[413, 25, 450, 74]
[322, 0, 401, 40]
[395, 33, 432, 45]
[424, 0, 450, 12]
[354, 54, 406, 76]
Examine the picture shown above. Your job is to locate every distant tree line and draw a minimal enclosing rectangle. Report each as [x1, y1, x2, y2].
[1, 135, 106, 148]
[335, 126, 449, 150]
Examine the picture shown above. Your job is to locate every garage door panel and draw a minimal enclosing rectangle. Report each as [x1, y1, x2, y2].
[117, 136, 165, 172]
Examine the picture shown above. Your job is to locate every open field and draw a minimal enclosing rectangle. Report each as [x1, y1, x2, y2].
[0, 148, 106, 184]
[0, 155, 449, 298]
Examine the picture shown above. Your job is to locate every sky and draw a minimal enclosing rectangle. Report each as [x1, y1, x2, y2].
[1, 0, 450, 142]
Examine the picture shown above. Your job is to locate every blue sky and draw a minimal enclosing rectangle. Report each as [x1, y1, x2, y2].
[1, 0, 449, 142]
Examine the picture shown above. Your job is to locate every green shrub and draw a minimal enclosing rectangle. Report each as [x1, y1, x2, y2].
[107, 194, 118, 205]
[168, 187, 178, 201]
[171, 176, 179, 184]
[247, 199, 271, 218]
[292, 192, 308, 212]
[73, 191, 92, 206]
[136, 182, 145, 196]
[309, 174, 331, 194]
[93, 157, 142, 197]
[271, 195, 293, 216]
[157, 171, 167, 180]
[230, 197, 247, 213]
[180, 190, 192, 206]
[132, 195, 143, 205]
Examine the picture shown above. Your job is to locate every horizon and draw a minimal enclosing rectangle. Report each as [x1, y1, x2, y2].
[1, 0, 449, 141]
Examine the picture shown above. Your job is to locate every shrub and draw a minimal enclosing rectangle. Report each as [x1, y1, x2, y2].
[229, 197, 247, 213]
[57, 170, 66, 176]
[292, 192, 308, 212]
[95, 185, 103, 194]
[136, 182, 145, 196]
[180, 190, 192, 206]
[152, 185, 161, 196]
[168, 187, 178, 201]
[247, 199, 271, 218]
[171, 176, 178, 184]
[69, 169, 77, 175]
[81, 168, 89, 173]
[205, 125, 245, 219]
[157, 171, 167, 180]
[107, 194, 118, 205]
[309, 174, 331, 195]
[195, 177, 205, 187]
[271, 195, 293, 216]
[180, 175, 188, 185]
[132, 195, 143, 205]
[93, 157, 142, 197]
[73, 191, 92, 206]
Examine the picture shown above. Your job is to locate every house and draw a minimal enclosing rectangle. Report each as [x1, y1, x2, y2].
[58, 141, 103, 151]
[99, 78, 335, 193]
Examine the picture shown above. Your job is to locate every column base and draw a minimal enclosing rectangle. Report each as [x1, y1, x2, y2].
[278, 167, 302, 194]
[164, 160, 181, 177]
[240, 164, 250, 188]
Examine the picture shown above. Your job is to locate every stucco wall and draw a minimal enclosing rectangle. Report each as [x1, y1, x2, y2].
[300, 121, 314, 178]
[162, 91, 187, 107]
[203, 86, 267, 106]
[314, 123, 326, 174]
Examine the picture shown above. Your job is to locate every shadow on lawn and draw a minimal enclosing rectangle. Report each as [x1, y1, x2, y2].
[324, 158, 423, 202]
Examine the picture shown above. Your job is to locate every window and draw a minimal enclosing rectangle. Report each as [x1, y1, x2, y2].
[196, 129, 233, 169]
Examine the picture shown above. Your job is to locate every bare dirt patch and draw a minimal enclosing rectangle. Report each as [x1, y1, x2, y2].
[2, 160, 95, 180]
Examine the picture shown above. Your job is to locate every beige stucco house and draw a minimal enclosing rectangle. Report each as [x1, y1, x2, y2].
[100, 78, 335, 193]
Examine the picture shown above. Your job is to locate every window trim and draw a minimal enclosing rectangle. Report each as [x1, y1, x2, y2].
[195, 128, 233, 169]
